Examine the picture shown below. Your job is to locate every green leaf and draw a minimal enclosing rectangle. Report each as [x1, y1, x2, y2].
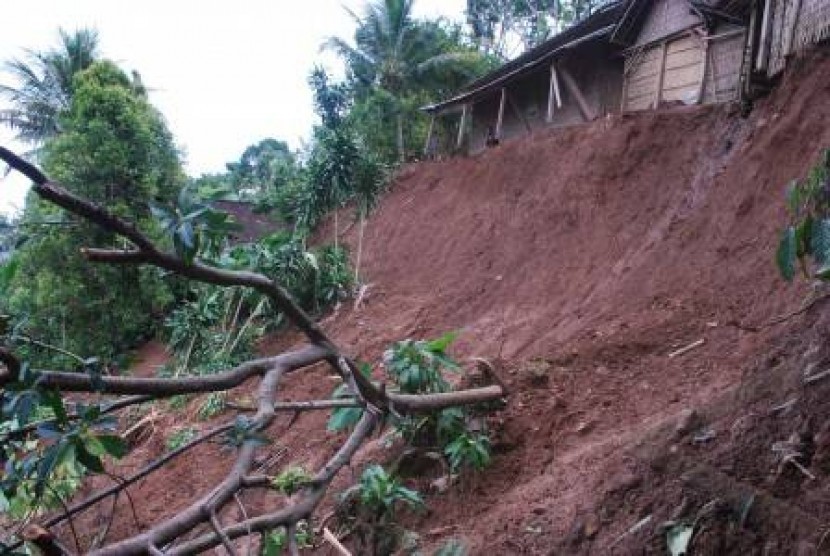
[795, 215, 813, 258]
[786, 180, 802, 215]
[89, 434, 128, 458]
[74, 440, 104, 473]
[813, 218, 830, 265]
[425, 331, 458, 353]
[40, 389, 68, 424]
[327, 406, 364, 432]
[776, 227, 797, 281]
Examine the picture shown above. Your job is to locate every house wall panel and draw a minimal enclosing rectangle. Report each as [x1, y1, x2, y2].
[636, 0, 701, 46]
[703, 26, 745, 104]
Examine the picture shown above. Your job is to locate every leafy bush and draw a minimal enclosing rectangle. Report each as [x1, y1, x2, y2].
[197, 392, 226, 420]
[0, 365, 128, 517]
[262, 521, 313, 555]
[166, 427, 197, 451]
[776, 149, 830, 281]
[329, 333, 493, 473]
[339, 464, 424, 554]
[271, 465, 313, 496]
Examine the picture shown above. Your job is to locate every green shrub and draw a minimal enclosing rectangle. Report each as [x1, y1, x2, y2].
[777, 149, 830, 281]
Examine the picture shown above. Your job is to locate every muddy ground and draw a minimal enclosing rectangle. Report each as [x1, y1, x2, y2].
[62, 45, 830, 554]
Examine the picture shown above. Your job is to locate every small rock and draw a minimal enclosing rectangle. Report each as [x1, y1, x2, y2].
[583, 515, 600, 539]
[575, 421, 594, 434]
[674, 409, 700, 439]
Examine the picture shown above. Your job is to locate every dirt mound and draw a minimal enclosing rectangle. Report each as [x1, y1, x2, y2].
[61, 46, 830, 554]
[317, 45, 830, 553]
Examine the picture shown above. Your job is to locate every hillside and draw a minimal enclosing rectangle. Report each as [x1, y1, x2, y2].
[72, 45, 830, 554]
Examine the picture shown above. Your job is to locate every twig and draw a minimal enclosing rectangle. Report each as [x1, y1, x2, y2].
[209, 513, 237, 556]
[233, 494, 253, 556]
[322, 527, 353, 556]
[668, 339, 705, 358]
[45, 481, 83, 555]
[104, 472, 141, 531]
[804, 368, 830, 385]
[40, 423, 234, 532]
[784, 454, 817, 481]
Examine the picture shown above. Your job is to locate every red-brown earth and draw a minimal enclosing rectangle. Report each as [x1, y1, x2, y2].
[58, 44, 830, 554]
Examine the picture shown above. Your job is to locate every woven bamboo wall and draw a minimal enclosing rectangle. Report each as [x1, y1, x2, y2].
[768, 0, 830, 76]
[636, 0, 701, 47]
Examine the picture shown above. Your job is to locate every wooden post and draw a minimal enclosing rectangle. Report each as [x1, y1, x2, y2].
[546, 61, 562, 123]
[495, 88, 506, 139]
[654, 40, 668, 108]
[424, 114, 436, 156]
[696, 34, 710, 104]
[507, 93, 533, 135]
[456, 104, 468, 150]
[755, 0, 773, 71]
[784, 0, 804, 56]
[559, 66, 597, 122]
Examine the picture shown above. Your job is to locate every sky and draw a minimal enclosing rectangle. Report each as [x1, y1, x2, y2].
[0, 0, 466, 215]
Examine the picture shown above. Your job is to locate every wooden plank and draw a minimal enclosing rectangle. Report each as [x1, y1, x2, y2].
[664, 49, 703, 69]
[654, 41, 669, 108]
[495, 88, 506, 138]
[423, 114, 435, 156]
[546, 62, 562, 123]
[456, 104, 468, 149]
[507, 91, 533, 134]
[560, 66, 597, 121]
[756, 0, 774, 71]
[664, 64, 703, 87]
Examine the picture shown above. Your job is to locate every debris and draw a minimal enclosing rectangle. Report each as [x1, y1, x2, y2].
[666, 523, 694, 556]
[674, 409, 700, 439]
[769, 397, 798, 415]
[609, 515, 652, 548]
[322, 527, 352, 556]
[693, 428, 717, 444]
[804, 368, 830, 385]
[668, 339, 705, 359]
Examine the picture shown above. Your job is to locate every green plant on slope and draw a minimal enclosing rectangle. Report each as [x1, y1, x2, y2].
[166, 427, 197, 452]
[339, 464, 424, 555]
[262, 520, 314, 555]
[328, 333, 494, 473]
[776, 148, 830, 281]
[271, 465, 313, 496]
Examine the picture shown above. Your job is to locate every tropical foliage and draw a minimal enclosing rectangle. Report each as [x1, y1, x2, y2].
[2, 60, 182, 367]
[776, 149, 830, 282]
[0, 28, 100, 145]
[465, 0, 615, 59]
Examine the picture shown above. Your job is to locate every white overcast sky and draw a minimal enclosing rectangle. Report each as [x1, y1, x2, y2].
[0, 0, 466, 215]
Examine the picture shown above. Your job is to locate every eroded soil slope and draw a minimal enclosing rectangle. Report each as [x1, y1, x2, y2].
[70, 46, 830, 554]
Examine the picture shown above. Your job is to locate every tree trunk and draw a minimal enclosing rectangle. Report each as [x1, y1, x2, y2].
[354, 214, 366, 285]
[333, 209, 339, 251]
[396, 112, 405, 163]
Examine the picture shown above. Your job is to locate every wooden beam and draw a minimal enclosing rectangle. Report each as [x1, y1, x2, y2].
[423, 114, 436, 156]
[654, 40, 668, 108]
[755, 0, 773, 72]
[546, 62, 562, 123]
[559, 66, 597, 122]
[697, 34, 710, 104]
[456, 104, 468, 150]
[507, 92, 532, 135]
[495, 88, 506, 139]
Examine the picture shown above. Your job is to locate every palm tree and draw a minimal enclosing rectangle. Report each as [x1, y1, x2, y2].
[325, 0, 485, 161]
[0, 28, 99, 144]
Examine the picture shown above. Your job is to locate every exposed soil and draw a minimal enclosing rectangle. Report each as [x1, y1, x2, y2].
[56, 45, 830, 554]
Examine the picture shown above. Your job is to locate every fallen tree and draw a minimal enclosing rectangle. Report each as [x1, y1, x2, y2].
[0, 146, 507, 555]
